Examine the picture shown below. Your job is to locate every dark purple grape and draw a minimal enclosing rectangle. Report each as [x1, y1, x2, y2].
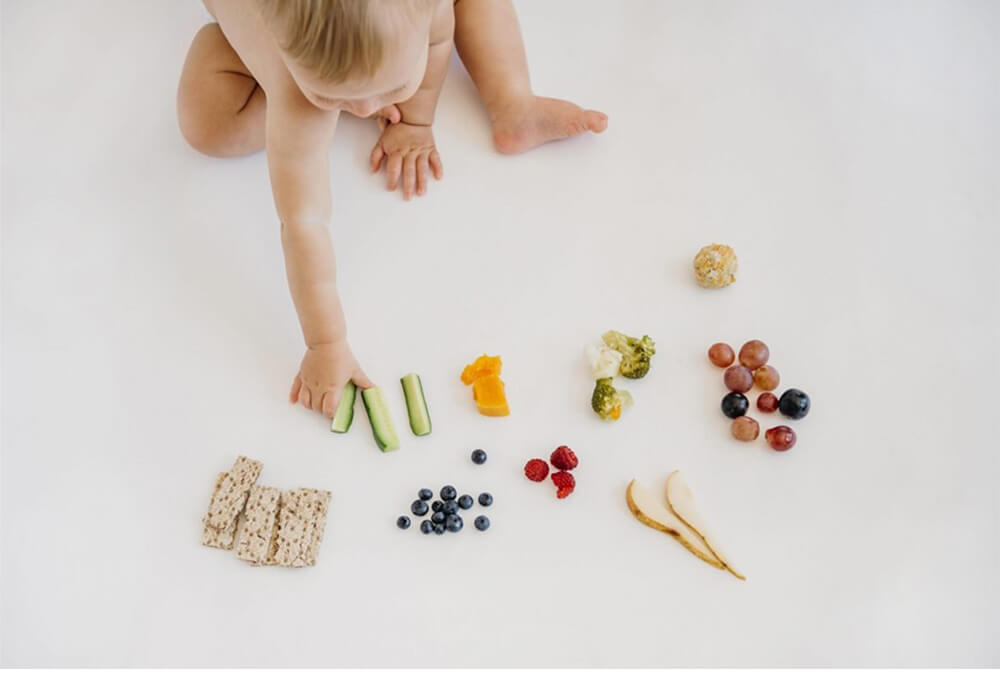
[721, 392, 749, 419]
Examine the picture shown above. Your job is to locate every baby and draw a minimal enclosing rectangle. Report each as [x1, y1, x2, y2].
[177, 0, 607, 419]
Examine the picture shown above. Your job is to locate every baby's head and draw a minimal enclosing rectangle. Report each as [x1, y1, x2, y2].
[256, 0, 435, 117]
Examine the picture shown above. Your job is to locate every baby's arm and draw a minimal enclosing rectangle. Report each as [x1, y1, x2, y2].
[267, 96, 373, 416]
[369, 1, 455, 198]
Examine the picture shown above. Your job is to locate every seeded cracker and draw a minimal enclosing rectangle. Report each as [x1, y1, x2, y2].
[234, 485, 281, 565]
[268, 488, 331, 568]
[205, 456, 263, 530]
[201, 473, 237, 549]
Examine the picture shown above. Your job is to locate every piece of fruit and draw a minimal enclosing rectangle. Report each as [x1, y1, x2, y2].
[397, 516, 411, 530]
[708, 343, 735, 368]
[474, 516, 490, 531]
[361, 387, 400, 452]
[461, 355, 502, 385]
[411, 500, 429, 516]
[550, 445, 579, 471]
[420, 520, 433, 534]
[400, 373, 431, 436]
[445, 514, 463, 532]
[524, 459, 549, 482]
[418, 488, 433, 501]
[778, 389, 810, 419]
[478, 492, 493, 507]
[730, 416, 759, 441]
[721, 392, 749, 419]
[765, 425, 796, 451]
[471, 449, 487, 465]
[440, 485, 457, 501]
[431, 511, 445, 524]
[723, 365, 753, 393]
[431, 500, 443, 513]
[665, 471, 745, 581]
[757, 392, 779, 413]
[738, 340, 769, 369]
[552, 471, 576, 499]
[458, 494, 474, 510]
[753, 365, 780, 391]
[330, 381, 357, 433]
[433, 522, 446, 535]
[442, 500, 458, 515]
[471, 374, 510, 416]
[625, 479, 723, 569]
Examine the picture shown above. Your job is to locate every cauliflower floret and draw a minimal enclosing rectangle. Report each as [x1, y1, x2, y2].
[584, 344, 624, 380]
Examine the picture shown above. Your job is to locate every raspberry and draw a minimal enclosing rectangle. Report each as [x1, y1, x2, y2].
[551, 471, 575, 498]
[549, 445, 578, 471]
[523, 458, 549, 482]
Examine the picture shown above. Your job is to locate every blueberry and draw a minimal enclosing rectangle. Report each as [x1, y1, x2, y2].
[458, 494, 474, 510]
[431, 511, 445, 524]
[433, 522, 446, 535]
[431, 500, 444, 513]
[420, 520, 434, 534]
[440, 485, 457, 501]
[721, 392, 749, 419]
[418, 488, 433, 501]
[443, 500, 458, 515]
[474, 515, 490, 531]
[778, 388, 811, 420]
[445, 514, 463, 532]
[396, 516, 411, 530]
[411, 500, 428, 516]
[478, 492, 493, 507]
[471, 449, 487, 465]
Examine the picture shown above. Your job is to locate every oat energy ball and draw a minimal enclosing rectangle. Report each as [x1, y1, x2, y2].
[693, 243, 738, 288]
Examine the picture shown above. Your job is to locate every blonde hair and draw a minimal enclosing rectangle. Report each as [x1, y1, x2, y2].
[257, 0, 434, 82]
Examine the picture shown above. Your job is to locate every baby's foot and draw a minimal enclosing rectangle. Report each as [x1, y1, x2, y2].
[490, 95, 608, 155]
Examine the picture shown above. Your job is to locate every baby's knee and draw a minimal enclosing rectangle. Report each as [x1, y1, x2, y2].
[179, 114, 234, 158]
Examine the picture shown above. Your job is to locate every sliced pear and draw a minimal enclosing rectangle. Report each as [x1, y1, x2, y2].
[665, 471, 745, 581]
[626, 479, 723, 570]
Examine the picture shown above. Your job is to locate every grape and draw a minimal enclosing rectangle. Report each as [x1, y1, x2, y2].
[757, 392, 779, 413]
[730, 416, 759, 441]
[738, 340, 769, 369]
[721, 392, 749, 419]
[765, 425, 796, 451]
[778, 389, 811, 419]
[708, 343, 735, 368]
[753, 365, 780, 391]
[723, 365, 753, 393]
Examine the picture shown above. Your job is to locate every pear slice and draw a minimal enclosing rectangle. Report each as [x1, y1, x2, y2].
[626, 479, 723, 570]
[665, 471, 745, 581]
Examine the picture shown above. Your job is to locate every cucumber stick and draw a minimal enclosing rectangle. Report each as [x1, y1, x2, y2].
[400, 373, 432, 436]
[361, 387, 400, 452]
[330, 381, 357, 433]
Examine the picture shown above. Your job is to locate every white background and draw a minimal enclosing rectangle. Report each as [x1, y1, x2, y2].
[2, 0, 998, 668]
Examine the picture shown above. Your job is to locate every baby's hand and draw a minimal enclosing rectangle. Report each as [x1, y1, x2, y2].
[290, 339, 373, 419]
[369, 119, 443, 200]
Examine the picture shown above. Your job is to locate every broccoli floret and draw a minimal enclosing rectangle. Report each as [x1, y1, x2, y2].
[591, 377, 634, 421]
[602, 330, 656, 379]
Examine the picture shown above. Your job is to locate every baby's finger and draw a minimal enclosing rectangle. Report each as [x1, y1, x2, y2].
[352, 369, 375, 390]
[300, 385, 312, 410]
[416, 152, 430, 195]
[290, 374, 302, 403]
[429, 149, 444, 180]
[320, 390, 337, 419]
[402, 152, 417, 200]
[386, 152, 403, 191]
[370, 144, 385, 173]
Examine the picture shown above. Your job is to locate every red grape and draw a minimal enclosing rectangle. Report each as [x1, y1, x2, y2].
[753, 365, 780, 391]
[724, 365, 753, 393]
[739, 340, 769, 369]
[765, 425, 796, 451]
[708, 343, 735, 368]
[757, 392, 779, 413]
[730, 416, 760, 441]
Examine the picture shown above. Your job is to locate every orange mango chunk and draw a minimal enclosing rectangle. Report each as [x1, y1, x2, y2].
[471, 375, 510, 417]
[461, 354, 502, 385]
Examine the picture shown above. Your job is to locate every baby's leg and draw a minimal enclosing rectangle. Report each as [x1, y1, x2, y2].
[453, 0, 607, 154]
[177, 23, 265, 157]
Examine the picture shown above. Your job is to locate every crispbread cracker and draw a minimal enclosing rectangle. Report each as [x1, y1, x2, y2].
[234, 485, 281, 565]
[202, 473, 237, 550]
[268, 488, 331, 568]
[205, 456, 262, 530]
